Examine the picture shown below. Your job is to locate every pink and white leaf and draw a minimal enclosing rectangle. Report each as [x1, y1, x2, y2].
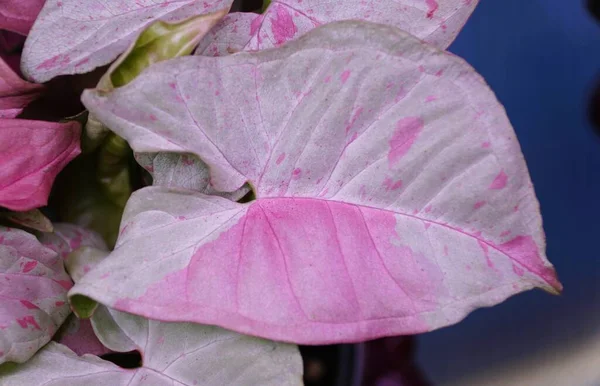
[1, 309, 303, 385]
[196, 0, 479, 56]
[76, 21, 561, 344]
[0, 58, 43, 119]
[0, 120, 81, 211]
[0, 226, 72, 364]
[21, 0, 234, 82]
[39, 223, 107, 262]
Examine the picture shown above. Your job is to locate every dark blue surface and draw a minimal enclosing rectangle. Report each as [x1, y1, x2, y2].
[417, 1, 600, 383]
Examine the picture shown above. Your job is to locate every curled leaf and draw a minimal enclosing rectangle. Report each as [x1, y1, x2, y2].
[76, 21, 561, 344]
[53, 314, 110, 357]
[21, 0, 234, 82]
[196, 0, 479, 56]
[0, 119, 81, 211]
[0, 226, 72, 364]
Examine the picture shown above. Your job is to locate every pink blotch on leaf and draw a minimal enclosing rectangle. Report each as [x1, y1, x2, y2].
[473, 201, 486, 210]
[276, 153, 286, 165]
[55, 301, 65, 306]
[481, 141, 491, 148]
[292, 168, 302, 179]
[500, 230, 511, 237]
[513, 264, 525, 277]
[388, 117, 425, 167]
[425, 95, 437, 102]
[54, 280, 72, 290]
[20, 300, 38, 310]
[270, 5, 297, 45]
[426, 0, 439, 18]
[22, 261, 37, 273]
[16, 316, 41, 330]
[382, 177, 403, 191]
[345, 107, 364, 134]
[340, 70, 351, 83]
[489, 170, 508, 190]
[424, 205, 432, 213]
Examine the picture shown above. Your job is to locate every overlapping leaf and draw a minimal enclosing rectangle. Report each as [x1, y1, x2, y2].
[0, 0, 45, 36]
[0, 119, 80, 211]
[22, 0, 234, 82]
[196, 0, 479, 56]
[0, 58, 42, 119]
[0, 226, 72, 364]
[0, 307, 303, 385]
[75, 21, 561, 344]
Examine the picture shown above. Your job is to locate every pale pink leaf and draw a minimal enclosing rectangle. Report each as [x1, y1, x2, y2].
[0, 226, 72, 364]
[196, 0, 479, 56]
[0, 58, 43, 118]
[76, 21, 561, 344]
[53, 314, 110, 357]
[21, 0, 234, 83]
[0, 119, 81, 211]
[0, 0, 45, 35]
[1, 309, 303, 385]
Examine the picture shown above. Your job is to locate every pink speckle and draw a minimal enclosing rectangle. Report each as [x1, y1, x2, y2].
[323, 75, 331, 83]
[443, 245, 448, 256]
[473, 201, 486, 210]
[481, 141, 491, 148]
[489, 170, 508, 190]
[181, 155, 194, 166]
[425, 0, 439, 19]
[36, 54, 67, 70]
[168, 82, 176, 90]
[83, 265, 91, 273]
[382, 177, 403, 191]
[270, 5, 297, 45]
[54, 280, 72, 290]
[388, 117, 425, 167]
[16, 316, 41, 330]
[345, 107, 363, 134]
[20, 300, 38, 310]
[340, 70, 351, 83]
[55, 301, 65, 306]
[435, 69, 444, 77]
[74, 58, 90, 68]
[424, 205, 432, 213]
[177, 216, 186, 221]
[477, 240, 495, 268]
[425, 95, 437, 102]
[22, 261, 37, 273]
[157, 336, 165, 344]
[424, 222, 431, 230]
[500, 230, 511, 237]
[292, 168, 302, 179]
[513, 205, 519, 212]
[513, 263, 525, 277]
[276, 153, 286, 165]
[149, 114, 157, 121]
[100, 273, 110, 279]
[57, 1, 63, 6]
[358, 185, 367, 201]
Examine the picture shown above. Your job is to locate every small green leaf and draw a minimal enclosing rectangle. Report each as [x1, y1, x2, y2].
[70, 295, 98, 319]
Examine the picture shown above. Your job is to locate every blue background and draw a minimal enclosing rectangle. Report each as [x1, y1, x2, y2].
[417, 1, 600, 383]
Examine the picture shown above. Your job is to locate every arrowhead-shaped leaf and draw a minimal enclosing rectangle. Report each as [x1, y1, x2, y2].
[76, 21, 561, 344]
[0, 227, 72, 364]
[0, 119, 81, 211]
[0, 58, 43, 119]
[21, 0, 234, 82]
[197, 0, 479, 56]
[0, 308, 303, 385]
[0, 0, 45, 36]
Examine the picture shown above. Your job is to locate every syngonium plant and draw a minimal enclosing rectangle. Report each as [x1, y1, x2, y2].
[0, 0, 562, 384]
